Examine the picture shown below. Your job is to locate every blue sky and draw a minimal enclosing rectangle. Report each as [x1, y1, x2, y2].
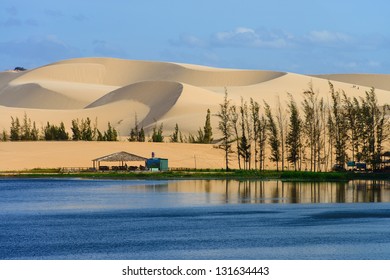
[1, 0, 389, 73]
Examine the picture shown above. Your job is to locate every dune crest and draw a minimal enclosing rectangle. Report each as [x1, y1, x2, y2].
[86, 81, 183, 128]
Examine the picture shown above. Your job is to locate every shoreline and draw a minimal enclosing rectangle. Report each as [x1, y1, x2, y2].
[1, 169, 389, 181]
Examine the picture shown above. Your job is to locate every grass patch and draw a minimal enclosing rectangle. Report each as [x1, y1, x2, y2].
[0, 168, 389, 181]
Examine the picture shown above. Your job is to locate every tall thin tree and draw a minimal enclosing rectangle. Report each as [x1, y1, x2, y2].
[216, 88, 233, 171]
[264, 101, 280, 171]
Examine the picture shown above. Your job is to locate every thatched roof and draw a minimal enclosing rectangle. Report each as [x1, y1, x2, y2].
[382, 151, 390, 157]
[92, 151, 147, 162]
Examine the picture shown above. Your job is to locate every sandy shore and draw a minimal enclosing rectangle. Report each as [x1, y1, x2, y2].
[0, 141, 240, 171]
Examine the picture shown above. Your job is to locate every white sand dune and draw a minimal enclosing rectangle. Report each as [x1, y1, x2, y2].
[0, 57, 389, 171]
[313, 74, 390, 91]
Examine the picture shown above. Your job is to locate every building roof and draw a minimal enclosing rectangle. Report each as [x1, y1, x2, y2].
[382, 151, 390, 157]
[92, 151, 147, 162]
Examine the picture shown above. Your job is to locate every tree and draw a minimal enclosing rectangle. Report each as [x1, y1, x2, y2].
[138, 127, 145, 142]
[2, 129, 8, 141]
[286, 94, 302, 171]
[151, 123, 164, 142]
[10, 116, 21, 141]
[71, 119, 81, 140]
[229, 104, 241, 169]
[276, 96, 286, 171]
[104, 122, 118, 141]
[239, 99, 251, 169]
[21, 113, 32, 141]
[58, 122, 69, 140]
[301, 83, 324, 171]
[215, 88, 233, 171]
[192, 109, 214, 144]
[14, 67, 26, 71]
[170, 123, 180, 143]
[359, 88, 389, 170]
[43, 122, 55, 140]
[81, 117, 93, 141]
[329, 82, 348, 168]
[71, 118, 94, 141]
[343, 94, 360, 162]
[128, 113, 145, 142]
[44, 122, 69, 140]
[31, 121, 39, 141]
[203, 109, 213, 144]
[258, 114, 267, 171]
[264, 101, 280, 171]
[250, 98, 260, 170]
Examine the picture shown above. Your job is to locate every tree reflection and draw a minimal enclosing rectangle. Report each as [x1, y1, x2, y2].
[216, 180, 390, 204]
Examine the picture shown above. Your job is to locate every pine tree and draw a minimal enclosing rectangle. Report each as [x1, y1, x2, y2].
[239, 99, 251, 169]
[58, 122, 69, 140]
[138, 127, 145, 142]
[250, 98, 260, 170]
[286, 95, 302, 171]
[216, 88, 233, 171]
[203, 109, 213, 144]
[264, 101, 280, 171]
[71, 119, 81, 140]
[21, 113, 32, 141]
[10, 116, 21, 141]
[104, 122, 117, 141]
[258, 114, 267, 171]
[1, 129, 8, 141]
[343, 94, 359, 162]
[31, 121, 39, 140]
[152, 123, 164, 142]
[170, 123, 180, 142]
[301, 83, 323, 171]
[276, 97, 286, 171]
[128, 113, 145, 142]
[329, 82, 348, 169]
[229, 104, 241, 169]
[81, 118, 93, 141]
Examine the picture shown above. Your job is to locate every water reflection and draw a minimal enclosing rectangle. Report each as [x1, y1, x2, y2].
[139, 180, 390, 204]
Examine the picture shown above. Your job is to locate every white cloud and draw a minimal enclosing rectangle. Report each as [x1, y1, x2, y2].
[180, 34, 207, 48]
[212, 27, 291, 48]
[169, 34, 207, 48]
[306, 30, 352, 44]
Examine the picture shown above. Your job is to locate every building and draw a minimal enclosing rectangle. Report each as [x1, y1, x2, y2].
[92, 151, 147, 171]
[146, 157, 169, 171]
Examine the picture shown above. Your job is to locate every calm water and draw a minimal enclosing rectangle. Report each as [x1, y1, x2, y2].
[1, 178, 390, 259]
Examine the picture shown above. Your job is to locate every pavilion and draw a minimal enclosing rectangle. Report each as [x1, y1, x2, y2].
[92, 151, 147, 171]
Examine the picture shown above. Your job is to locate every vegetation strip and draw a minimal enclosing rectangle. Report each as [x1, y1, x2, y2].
[1, 169, 389, 181]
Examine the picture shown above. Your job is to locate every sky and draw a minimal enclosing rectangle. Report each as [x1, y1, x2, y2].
[1, 0, 390, 74]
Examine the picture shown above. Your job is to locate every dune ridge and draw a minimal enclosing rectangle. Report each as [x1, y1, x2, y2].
[313, 74, 390, 91]
[86, 81, 183, 128]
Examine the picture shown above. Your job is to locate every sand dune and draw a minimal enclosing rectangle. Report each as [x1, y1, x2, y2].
[313, 74, 390, 91]
[1, 57, 390, 136]
[1, 57, 390, 170]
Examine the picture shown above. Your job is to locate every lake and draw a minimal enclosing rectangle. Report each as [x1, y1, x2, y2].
[1, 178, 390, 259]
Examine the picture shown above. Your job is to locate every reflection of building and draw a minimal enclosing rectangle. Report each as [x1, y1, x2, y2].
[381, 151, 390, 171]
